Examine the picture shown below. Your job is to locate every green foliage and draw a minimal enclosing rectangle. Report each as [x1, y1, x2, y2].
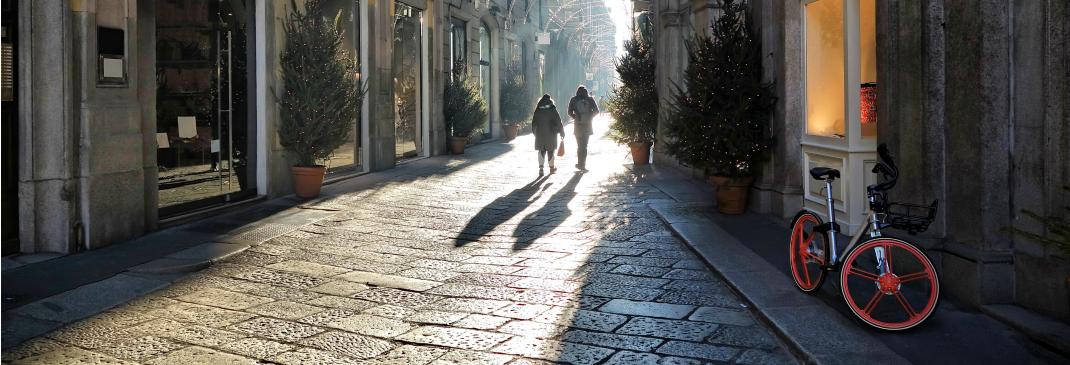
[278, 0, 366, 167]
[605, 16, 657, 145]
[500, 59, 532, 127]
[1001, 186, 1070, 258]
[444, 59, 489, 138]
[662, 0, 776, 179]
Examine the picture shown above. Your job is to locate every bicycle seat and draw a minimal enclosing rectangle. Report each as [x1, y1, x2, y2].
[809, 167, 840, 180]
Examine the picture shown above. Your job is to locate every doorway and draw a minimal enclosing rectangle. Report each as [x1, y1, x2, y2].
[393, 1, 423, 161]
[155, 0, 256, 217]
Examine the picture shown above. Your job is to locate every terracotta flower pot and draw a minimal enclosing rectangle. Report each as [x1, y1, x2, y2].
[504, 124, 520, 141]
[709, 175, 754, 214]
[628, 141, 652, 165]
[449, 136, 469, 154]
[291, 165, 327, 199]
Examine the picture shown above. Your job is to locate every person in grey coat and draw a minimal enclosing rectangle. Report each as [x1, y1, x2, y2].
[531, 94, 565, 174]
[567, 85, 600, 171]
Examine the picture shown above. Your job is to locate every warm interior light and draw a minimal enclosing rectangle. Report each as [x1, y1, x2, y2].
[805, 0, 845, 138]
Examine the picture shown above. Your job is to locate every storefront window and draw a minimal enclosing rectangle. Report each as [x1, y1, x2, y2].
[804, 0, 845, 138]
[451, 17, 467, 71]
[156, 0, 255, 216]
[323, 0, 362, 173]
[479, 21, 492, 138]
[393, 2, 422, 160]
[859, 0, 876, 139]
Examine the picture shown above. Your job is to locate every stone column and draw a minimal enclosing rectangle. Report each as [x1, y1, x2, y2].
[651, 0, 690, 169]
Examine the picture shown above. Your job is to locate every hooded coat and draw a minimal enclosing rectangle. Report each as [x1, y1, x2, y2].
[568, 90, 600, 138]
[531, 101, 564, 151]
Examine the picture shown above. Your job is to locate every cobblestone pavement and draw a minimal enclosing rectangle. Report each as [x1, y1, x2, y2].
[2, 117, 798, 365]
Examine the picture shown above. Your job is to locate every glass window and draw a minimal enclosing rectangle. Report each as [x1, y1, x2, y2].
[479, 21, 491, 138]
[451, 17, 467, 72]
[393, 1, 422, 160]
[804, 0, 845, 138]
[860, 0, 877, 139]
[323, 0, 362, 172]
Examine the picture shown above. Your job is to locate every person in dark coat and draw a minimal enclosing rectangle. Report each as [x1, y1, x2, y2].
[567, 85, 600, 171]
[531, 94, 565, 174]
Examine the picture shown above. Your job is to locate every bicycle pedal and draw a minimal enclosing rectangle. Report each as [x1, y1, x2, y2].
[819, 264, 836, 271]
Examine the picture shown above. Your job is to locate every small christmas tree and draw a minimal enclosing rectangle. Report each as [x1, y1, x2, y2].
[663, 0, 775, 179]
[500, 59, 532, 128]
[605, 12, 657, 145]
[278, 0, 366, 167]
[443, 59, 489, 138]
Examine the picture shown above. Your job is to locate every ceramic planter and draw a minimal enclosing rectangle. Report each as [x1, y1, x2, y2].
[504, 124, 520, 141]
[449, 136, 469, 154]
[628, 141, 652, 164]
[291, 165, 327, 199]
[709, 175, 754, 214]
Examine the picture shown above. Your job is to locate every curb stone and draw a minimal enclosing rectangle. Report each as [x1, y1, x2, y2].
[649, 203, 912, 365]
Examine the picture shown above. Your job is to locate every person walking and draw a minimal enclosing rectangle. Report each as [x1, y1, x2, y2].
[531, 94, 565, 175]
[567, 85, 599, 172]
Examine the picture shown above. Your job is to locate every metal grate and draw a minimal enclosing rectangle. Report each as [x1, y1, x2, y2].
[1, 42, 11, 101]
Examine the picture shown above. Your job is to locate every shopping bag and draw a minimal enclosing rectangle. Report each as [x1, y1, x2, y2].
[557, 141, 565, 157]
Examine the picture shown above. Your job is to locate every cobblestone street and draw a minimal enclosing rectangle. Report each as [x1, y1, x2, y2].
[2, 118, 798, 365]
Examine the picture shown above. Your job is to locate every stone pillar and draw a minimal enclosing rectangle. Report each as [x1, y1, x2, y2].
[18, 0, 77, 253]
[691, 0, 721, 38]
[651, 0, 691, 169]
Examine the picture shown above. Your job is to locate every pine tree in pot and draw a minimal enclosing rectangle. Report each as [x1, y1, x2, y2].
[500, 59, 532, 141]
[278, 0, 366, 198]
[663, 0, 776, 214]
[443, 59, 489, 153]
[605, 13, 657, 164]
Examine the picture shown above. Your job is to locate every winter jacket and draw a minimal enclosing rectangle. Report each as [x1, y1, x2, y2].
[567, 96, 600, 137]
[531, 105, 564, 151]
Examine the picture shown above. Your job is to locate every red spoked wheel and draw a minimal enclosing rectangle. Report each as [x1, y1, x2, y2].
[840, 238, 940, 331]
[789, 211, 829, 292]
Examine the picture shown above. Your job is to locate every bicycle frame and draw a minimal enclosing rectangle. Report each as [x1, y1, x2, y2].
[821, 180, 889, 270]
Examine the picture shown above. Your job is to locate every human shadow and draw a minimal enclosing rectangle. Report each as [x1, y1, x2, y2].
[511, 172, 585, 251]
[452, 174, 555, 247]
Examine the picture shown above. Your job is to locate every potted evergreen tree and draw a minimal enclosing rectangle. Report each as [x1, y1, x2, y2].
[444, 59, 489, 153]
[500, 59, 532, 141]
[663, 0, 776, 214]
[605, 13, 657, 164]
[278, 0, 366, 198]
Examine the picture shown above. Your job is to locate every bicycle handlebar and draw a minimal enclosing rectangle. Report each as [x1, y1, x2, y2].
[870, 143, 898, 193]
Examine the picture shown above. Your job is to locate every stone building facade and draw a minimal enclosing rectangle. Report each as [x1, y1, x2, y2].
[641, 0, 1070, 324]
[8, 0, 546, 255]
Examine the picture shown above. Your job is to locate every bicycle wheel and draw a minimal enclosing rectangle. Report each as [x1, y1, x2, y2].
[789, 210, 829, 292]
[840, 238, 940, 331]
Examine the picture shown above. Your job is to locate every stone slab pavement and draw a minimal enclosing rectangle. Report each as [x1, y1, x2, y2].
[2, 117, 802, 365]
[631, 165, 1070, 365]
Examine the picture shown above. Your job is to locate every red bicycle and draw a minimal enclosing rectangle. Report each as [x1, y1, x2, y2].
[789, 143, 940, 331]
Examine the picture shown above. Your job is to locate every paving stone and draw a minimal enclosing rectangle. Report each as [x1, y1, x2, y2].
[734, 349, 797, 365]
[11, 346, 140, 365]
[236, 283, 326, 302]
[218, 338, 294, 359]
[174, 288, 274, 310]
[598, 299, 696, 319]
[233, 268, 332, 289]
[335, 271, 443, 292]
[144, 346, 259, 365]
[429, 349, 514, 365]
[297, 331, 395, 359]
[445, 273, 522, 287]
[309, 281, 370, 296]
[45, 320, 139, 349]
[452, 264, 524, 275]
[126, 318, 188, 337]
[497, 320, 568, 338]
[655, 291, 742, 307]
[707, 325, 778, 349]
[452, 314, 513, 330]
[512, 267, 582, 280]
[228, 317, 325, 342]
[246, 300, 327, 320]
[334, 258, 409, 274]
[581, 284, 664, 301]
[585, 273, 671, 288]
[671, 259, 708, 270]
[306, 295, 378, 311]
[508, 277, 583, 292]
[353, 288, 444, 308]
[362, 305, 417, 319]
[490, 336, 614, 365]
[362, 344, 448, 365]
[406, 310, 470, 325]
[397, 267, 463, 281]
[297, 309, 358, 326]
[607, 257, 679, 267]
[615, 317, 718, 342]
[660, 357, 704, 365]
[409, 259, 462, 270]
[324, 314, 415, 338]
[655, 340, 740, 362]
[0, 337, 65, 362]
[267, 260, 352, 277]
[601, 350, 662, 365]
[268, 347, 364, 365]
[419, 298, 511, 314]
[609, 265, 674, 277]
[511, 289, 579, 306]
[492, 303, 553, 319]
[161, 325, 247, 347]
[662, 269, 714, 281]
[640, 250, 694, 259]
[95, 336, 186, 361]
[463, 256, 526, 265]
[661, 280, 733, 294]
[689, 306, 756, 326]
[395, 326, 513, 350]
[561, 329, 664, 351]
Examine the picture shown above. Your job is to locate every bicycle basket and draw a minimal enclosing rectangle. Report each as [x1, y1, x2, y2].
[885, 200, 939, 235]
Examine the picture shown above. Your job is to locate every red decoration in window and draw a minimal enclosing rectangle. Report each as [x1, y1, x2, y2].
[861, 83, 877, 124]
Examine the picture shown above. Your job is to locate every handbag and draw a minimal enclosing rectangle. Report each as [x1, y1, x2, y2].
[557, 141, 565, 157]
